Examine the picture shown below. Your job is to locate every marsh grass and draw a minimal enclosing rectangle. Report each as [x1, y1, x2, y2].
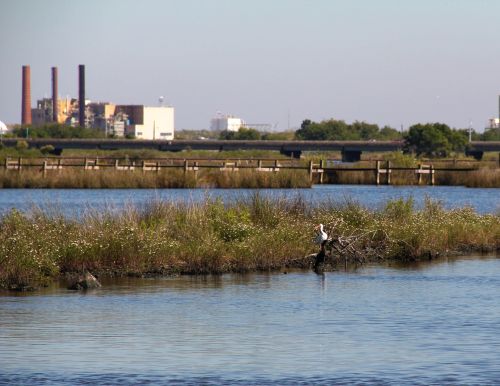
[0, 194, 498, 290]
[0, 169, 311, 189]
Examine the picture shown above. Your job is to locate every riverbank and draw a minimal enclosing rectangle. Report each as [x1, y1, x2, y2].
[1, 194, 498, 290]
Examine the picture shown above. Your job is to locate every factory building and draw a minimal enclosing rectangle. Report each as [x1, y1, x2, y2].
[21, 65, 175, 140]
[31, 100, 174, 139]
[210, 114, 245, 132]
[31, 97, 79, 126]
[117, 105, 174, 140]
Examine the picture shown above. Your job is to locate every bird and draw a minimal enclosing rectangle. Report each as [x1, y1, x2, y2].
[314, 223, 328, 246]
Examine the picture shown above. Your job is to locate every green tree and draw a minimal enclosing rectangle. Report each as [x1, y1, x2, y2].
[481, 127, 500, 141]
[295, 119, 402, 141]
[404, 123, 467, 157]
[11, 123, 105, 139]
[219, 127, 261, 140]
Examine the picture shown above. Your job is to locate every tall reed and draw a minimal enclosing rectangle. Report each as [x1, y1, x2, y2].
[0, 169, 311, 189]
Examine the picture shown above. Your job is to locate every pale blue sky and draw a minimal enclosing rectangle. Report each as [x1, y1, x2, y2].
[1, 0, 499, 131]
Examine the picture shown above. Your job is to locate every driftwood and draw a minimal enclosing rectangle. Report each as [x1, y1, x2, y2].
[316, 219, 391, 270]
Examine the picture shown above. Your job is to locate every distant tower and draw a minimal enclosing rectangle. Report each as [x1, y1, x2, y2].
[21, 65, 32, 125]
[78, 64, 85, 128]
[51, 67, 58, 122]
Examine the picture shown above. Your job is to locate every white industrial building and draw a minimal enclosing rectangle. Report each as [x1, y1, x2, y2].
[0, 120, 8, 134]
[118, 105, 175, 140]
[210, 114, 244, 132]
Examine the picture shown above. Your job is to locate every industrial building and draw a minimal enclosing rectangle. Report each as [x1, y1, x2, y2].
[21, 65, 175, 140]
[210, 114, 245, 132]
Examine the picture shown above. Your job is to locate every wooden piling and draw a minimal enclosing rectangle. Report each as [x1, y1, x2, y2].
[376, 160, 380, 185]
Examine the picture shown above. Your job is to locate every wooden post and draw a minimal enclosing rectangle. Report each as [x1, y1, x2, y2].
[84, 157, 88, 170]
[430, 164, 435, 185]
[43, 160, 47, 177]
[184, 160, 188, 174]
[142, 160, 146, 173]
[257, 159, 262, 170]
[418, 164, 422, 185]
[4, 157, 8, 170]
[115, 159, 119, 170]
[376, 160, 380, 185]
[18, 157, 22, 171]
[156, 161, 160, 173]
[386, 160, 391, 185]
[319, 159, 324, 184]
[308, 160, 313, 182]
[57, 158, 62, 173]
[194, 161, 198, 180]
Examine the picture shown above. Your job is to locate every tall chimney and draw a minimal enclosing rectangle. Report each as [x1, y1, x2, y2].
[78, 64, 85, 128]
[21, 65, 32, 125]
[51, 67, 58, 122]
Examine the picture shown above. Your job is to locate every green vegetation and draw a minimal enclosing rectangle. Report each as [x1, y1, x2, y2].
[10, 123, 105, 139]
[219, 127, 261, 140]
[403, 123, 468, 157]
[482, 127, 500, 141]
[1, 195, 498, 290]
[295, 119, 402, 141]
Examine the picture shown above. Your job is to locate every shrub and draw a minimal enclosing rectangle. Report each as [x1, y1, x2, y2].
[40, 145, 55, 155]
[15, 140, 29, 151]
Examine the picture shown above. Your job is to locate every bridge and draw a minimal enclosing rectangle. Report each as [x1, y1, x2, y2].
[2, 138, 499, 161]
[466, 141, 500, 160]
[1, 138, 404, 161]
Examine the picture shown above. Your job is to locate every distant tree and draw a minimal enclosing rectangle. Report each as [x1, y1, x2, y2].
[481, 127, 500, 141]
[295, 118, 402, 141]
[261, 131, 295, 140]
[219, 127, 261, 140]
[379, 126, 402, 140]
[11, 123, 105, 139]
[404, 123, 467, 157]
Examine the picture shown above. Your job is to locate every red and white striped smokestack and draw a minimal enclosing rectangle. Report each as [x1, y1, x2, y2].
[52, 67, 58, 122]
[21, 65, 32, 125]
[78, 64, 85, 128]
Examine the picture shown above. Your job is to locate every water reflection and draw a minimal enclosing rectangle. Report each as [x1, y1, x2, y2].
[1, 256, 499, 385]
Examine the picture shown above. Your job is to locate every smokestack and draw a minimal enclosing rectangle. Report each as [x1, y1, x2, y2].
[21, 65, 32, 125]
[51, 67, 58, 122]
[78, 64, 85, 128]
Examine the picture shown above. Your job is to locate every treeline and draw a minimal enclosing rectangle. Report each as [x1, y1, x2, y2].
[296, 119, 500, 157]
[9, 124, 105, 139]
[295, 119, 402, 141]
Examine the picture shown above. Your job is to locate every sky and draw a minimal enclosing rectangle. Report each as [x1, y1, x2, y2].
[1, 0, 500, 131]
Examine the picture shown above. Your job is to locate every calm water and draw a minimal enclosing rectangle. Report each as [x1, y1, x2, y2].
[0, 185, 499, 215]
[1, 256, 499, 385]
